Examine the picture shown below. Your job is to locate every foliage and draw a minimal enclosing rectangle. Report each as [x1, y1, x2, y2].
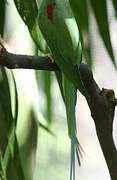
[0, 0, 117, 179]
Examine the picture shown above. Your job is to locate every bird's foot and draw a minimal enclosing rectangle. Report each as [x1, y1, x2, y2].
[46, 53, 55, 63]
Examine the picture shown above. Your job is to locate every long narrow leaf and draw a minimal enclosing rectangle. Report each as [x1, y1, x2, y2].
[13, 136, 25, 180]
[43, 71, 52, 125]
[0, 0, 5, 36]
[0, 150, 7, 180]
[10, 72, 25, 179]
[112, 0, 117, 17]
[2, 70, 25, 179]
[35, 49, 52, 125]
[0, 1, 12, 178]
[69, 0, 88, 32]
[69, 0, 92, 66]
[0, 68, 13, 153]
[11, 71, 18, 125]
[0, 1, 24, 178]
[39, 122, 54, 136]
[14, 0, 49, 53]
[90, 0, 116, 66]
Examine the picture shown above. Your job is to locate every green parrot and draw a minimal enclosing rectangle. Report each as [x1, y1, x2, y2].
[38, 0, 86, 179]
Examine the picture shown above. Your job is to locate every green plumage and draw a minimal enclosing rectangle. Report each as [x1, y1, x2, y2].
[38, 0, 86, 95]
[38, 0, 79, 64]
[38, 0, 84, 179]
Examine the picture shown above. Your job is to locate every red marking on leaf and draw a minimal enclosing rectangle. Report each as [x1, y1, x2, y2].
[47, 2, 55, 21]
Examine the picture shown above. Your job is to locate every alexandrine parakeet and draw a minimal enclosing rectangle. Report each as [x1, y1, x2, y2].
[38, 0, 86, 179]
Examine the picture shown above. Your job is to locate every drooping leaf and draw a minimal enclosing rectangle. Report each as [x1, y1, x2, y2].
[89, 0, 116, 66]
[8, 72, 25, 179]
[0, 0, 5, 37]
[0, 69, 14, 179]
[112, 0, 117, 18]
[11, 71, 18, 125]
[0, 2, 13, 177]
[17, 109, 38, 180]
[39, 121, 54, 136]
[43, 71, 52, 125]
[13, 136, 25, 180]
[84, 42, 92, 67]
[37, 70, 52, 125]
[14, 0, 50, 53]
[0, 68, 13, 153]
[1, 70, 25, 179]
[69, 0, 88, 32]
[0, 149, 7, 180]
[69, 0, 92, 66]
[4, 125, 15, 169]
[0, 1, 24, 178]
[35, 49, 52, 125]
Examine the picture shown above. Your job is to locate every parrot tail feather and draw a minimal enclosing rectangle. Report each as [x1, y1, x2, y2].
[76, 147, 81, 166]
[70, 123, 76, 180]
[76, 137, 85, 166]
[76, 137, 83, 158]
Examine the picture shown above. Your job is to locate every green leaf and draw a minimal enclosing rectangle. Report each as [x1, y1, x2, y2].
[69, 0, 88, 32]
[0, 2, 24, 178]
[36, 69, 52, 125]
[0, 150, 7, 180]
[43, 71, 52, 125]
[39, 122, 54, 136]
[0, 0, 5, 36]
[0, 69, 15, 179]
[11, 71, 18, 125]
[4, 126, 15, 169]
[84, 43, 92, 67]
[35, 48, 52, 125]
[69, 0, 92, 66]
[11, 72, 25, 179]
[0, 68, 13, 153]
[0, 69, 25, 179]
[90, 0, 116, 66]
[3, 71, 19, 170]
[112, 0, 117, 17]
[14, 0, 50, 53]
[13, 136, 25, 180]
[0, 3, 13, 178]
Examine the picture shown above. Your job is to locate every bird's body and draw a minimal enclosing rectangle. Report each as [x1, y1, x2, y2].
[38, 0, 86, 94]
[38, 0, 84, 179]
[38, 0, 80, 65]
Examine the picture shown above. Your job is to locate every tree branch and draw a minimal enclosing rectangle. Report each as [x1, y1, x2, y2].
[0, 43, 117, 179]
[79, 64, 117, 180]
[0, 44, 60, 71]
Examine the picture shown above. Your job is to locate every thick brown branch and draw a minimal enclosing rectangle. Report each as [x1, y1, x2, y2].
[0, 44, 60, 71]
[79, 64, 117, 180]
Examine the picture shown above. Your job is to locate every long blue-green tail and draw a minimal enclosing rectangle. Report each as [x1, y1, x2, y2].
[63, 75, 81, 180]
[70, 87, 76, 180]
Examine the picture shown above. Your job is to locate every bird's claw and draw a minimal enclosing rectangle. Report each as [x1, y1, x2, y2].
[46, 54, 55, 63]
